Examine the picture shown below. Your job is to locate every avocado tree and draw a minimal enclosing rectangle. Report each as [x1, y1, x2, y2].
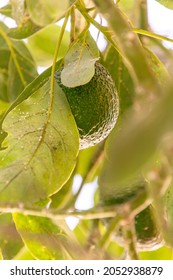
[0, 0, 173, 260]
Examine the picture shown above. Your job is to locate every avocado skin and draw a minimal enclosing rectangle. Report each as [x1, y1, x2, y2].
[55, 62, 119, 149]
[100, 180, 162, 251]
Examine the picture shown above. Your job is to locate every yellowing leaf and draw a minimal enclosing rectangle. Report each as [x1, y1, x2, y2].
[156, 0, 173, 9]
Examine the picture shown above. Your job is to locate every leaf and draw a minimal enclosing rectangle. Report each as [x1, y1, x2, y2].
[99, 82, 173, 193]
[0, 4, 12, 17]
[13, 213, 82, 260]
[13, 246, 35, 260]
[11, 0, 25, 24]
[155, 0, 173, 9]
[7, 40, 38, 102]
[0, 79, 79, 208]
[0, 60, 62, 128]
[50, 175, 73, 209]
[26, 0, 71, 26]
[93, 0, 158, 96]
[0, 68, 8, 102]
[61, 30, 99, 87]
[0, 249, 3, 260]
[144, 47, 170, 88]
[27, 24, 70, 66]
[0, 213, 23, 259]
[8, 19, 41, 39]
[140, 245, 173, 260]
[103, 45, 134, 117]
[0, 23, 38, 102]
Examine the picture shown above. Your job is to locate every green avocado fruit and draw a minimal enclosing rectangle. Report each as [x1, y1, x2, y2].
[100, 180, 162, 251]
[55, 62, 119, 149]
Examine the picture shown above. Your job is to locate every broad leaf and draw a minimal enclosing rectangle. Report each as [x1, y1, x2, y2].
[0, 79, 79, 207]
[7, 40, 38, 102]
[0, 213, 23, 259]
[26, 0, 70, 26]
[13, 213, 82, 260]
[27, 24, 70, 66]
[61, 30, 99, 87]
[103, 45, 134, 117]
[156, 0, 173, 9]
[0, 23, 38, 102]
[8, 19, 41, 39]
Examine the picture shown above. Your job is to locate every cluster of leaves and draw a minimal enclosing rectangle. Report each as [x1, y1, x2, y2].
[1, 0, 173, 260]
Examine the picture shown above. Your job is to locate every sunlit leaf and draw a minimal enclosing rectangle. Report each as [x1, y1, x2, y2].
[13, 246, 35, 260]
[26, 0, 71, 26]
[61, 30, 99, 87]
[93, 0, 158, 96]
[0, 4, 12, 17]
[0, 213, 23, 259]
[0, 23, 38, 102]
[27, 24, 70, 66]
[11, 0, 25, 24]
[103, 45, 134, 117]
[7, 40, 38, 102]
[0, 78, 79, 208]
[8, 19, 41, 39]
[13, 213, 82, 260]
[156, 0, 173, 9]
[0, 249, 3, 260]
[140, 245, 173, 260]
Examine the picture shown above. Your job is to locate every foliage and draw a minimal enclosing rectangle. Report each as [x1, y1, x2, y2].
[0, 0, 173, 260]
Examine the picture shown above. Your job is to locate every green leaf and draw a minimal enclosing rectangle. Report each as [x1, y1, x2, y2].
[27, 24, 70, 66]
[0, 68, 8, 102]
[0, 24, 38, 102]
[50, 175, 73, 209]
[0, 213, 23, 259]
[7, 40, 38, 102]
[0, 79, 79, 207]
[140, 245, 173, 260]
[13, 213, 82, 260]
[144, 47, 170, 88]
[26, 0, 71, 26]
[103, 45, 134, 117]
[92, 0, 158, 96]
[61, 30, 99, 87]
[8, 19, 41, 39]
[156, 0, 173, 9]
[0, 4, 12, 17]
[13, 246, 35, 260]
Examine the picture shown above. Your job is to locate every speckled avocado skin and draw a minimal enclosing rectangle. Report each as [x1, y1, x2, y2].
[55, 62, 119, 149]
